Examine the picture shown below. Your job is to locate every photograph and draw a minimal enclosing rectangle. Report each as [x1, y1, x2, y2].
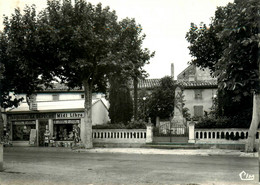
[0, 0, 259, 184]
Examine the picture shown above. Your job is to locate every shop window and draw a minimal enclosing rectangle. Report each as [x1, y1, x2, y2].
[194, 90, 202, 99]
[52, 94, 59, 101]
[12, 121, 36, 141]
[53, 120, 80, 141]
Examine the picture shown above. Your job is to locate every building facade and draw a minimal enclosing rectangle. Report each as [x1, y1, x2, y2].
[177, 64, 217, 118]
[3, 84, 109, 147]
[130, 64, 218, 119]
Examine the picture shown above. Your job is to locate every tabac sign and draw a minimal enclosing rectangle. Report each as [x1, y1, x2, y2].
[56, 112, 84, 119]
[8, 113, 55, 120]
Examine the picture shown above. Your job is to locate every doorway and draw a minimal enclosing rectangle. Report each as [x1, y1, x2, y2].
[38, 120, 48, 146]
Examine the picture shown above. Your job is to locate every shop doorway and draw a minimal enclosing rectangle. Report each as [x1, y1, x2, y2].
[38, 120, 48, 146]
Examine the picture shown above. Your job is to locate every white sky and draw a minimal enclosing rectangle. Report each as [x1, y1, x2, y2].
[0, 0, 233, 79]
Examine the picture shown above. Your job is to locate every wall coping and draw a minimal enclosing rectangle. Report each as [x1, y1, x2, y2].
[194, 128, 253, 131]
[93, 129, 146, 131]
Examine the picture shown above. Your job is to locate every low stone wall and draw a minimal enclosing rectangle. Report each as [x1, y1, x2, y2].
[188, 121, 259, 145]
[92, 129, 147, 144]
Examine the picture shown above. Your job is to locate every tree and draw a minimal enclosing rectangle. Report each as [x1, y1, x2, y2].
[37, 0, 153, 148]
[111, 18, 155, 121]
[0, 4, 59, 171]
[0, 4, 60, 135]
[146, 76, 176, 122]
[108, 18, 153, 123]
[1, 0, 153, 149]
[186, 0, 260, 152]
[108, 78, 133, 124]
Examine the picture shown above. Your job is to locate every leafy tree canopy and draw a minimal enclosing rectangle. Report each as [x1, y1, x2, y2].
[186, 0, 260, 101]
[108, 78, 133, 124]
[0, 0, 154, 148]
[147, 76, 176, 121]
[0, 5, 57, 108]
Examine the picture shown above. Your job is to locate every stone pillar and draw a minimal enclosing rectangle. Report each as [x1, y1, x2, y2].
[146, 118, 153, 143]
[188, 121, 195, 143]
[36, 119, 39, 146]
[0, 144, 3, 171]
[48, 119, 53, 137]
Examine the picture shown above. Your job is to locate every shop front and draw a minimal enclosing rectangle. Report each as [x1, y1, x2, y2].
[6, 112, 84, 147]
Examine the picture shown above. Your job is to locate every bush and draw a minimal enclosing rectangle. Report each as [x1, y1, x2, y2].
[195, 116, 251, 129]
[92, 123, 126, 129]
[92, 120, 147, 129]
[125, 120, 147, 129]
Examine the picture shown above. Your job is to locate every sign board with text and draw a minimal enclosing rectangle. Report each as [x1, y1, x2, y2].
[56, 112, 84, 119]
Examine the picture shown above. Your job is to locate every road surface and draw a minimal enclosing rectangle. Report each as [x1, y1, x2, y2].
[0, 147, 258, 185]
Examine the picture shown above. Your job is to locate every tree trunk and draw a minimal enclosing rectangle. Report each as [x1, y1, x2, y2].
[82, 79, 93, 149]
[0, 107, 3, 171]
[133, 77, 138, 120]
[245, 93, 260, 152]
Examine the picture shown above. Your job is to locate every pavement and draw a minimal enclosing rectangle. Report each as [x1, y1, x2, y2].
[76, 147, 259, 157]
[4, 146, 259, 157]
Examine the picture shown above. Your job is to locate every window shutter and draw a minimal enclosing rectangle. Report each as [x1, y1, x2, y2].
[194, 106, 203, 117]
[194, 90, 202, 99]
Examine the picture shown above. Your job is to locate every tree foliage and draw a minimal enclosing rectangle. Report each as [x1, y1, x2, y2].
[186, 0, 260, 152]
[146, 76, 176, 121]
[1, 0, 154, 148]
[186, 0, 260, 98]
[0, 5, 57, 109]
[108, 78, 133, 124]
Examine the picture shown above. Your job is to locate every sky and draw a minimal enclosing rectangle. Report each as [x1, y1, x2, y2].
[0, 0, 233, 79]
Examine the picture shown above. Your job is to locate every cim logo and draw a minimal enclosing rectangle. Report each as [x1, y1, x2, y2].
[239, 171, 254, 181]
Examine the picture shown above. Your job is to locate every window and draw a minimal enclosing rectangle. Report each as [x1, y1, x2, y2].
[52, 94, 59, 101]
[194, 90, 202, 99]
[53, 120, 80, 141]
[12, 121, 36, 141]
[81, 94, 84, 99]
[194, 105, 203, 117]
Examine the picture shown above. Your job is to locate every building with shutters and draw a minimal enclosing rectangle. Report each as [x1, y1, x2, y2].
[130, 64, 218, 119]
[177, 64, 217, 118]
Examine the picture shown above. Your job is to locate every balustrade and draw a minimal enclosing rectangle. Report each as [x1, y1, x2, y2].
[92, 129, 147, 140]
[194, 129, 255, 140]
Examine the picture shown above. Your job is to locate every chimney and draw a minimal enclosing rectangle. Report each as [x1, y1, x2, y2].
[171, 63, 174, 80]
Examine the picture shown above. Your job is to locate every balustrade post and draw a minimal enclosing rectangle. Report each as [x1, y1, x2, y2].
[188, 120, 195, 143]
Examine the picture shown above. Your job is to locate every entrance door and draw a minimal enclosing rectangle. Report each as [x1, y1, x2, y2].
[38, 120, 48, 146]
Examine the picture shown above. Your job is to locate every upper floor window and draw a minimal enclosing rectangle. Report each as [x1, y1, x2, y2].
[194, 90, 202, 99]
[52, 94, 59, 101]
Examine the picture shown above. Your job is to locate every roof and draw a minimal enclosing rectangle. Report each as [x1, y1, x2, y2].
[137, 79, 161, 89]
[40, 78, 217, 92]
[178, 81, 218, 89]
[6, 98, 108, 113]
[38, 83, 83, 92]
[177, 65, 195, 79]
[130, 78, 217, 89]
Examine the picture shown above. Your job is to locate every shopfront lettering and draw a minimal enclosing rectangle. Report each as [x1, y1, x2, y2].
[8, 113, 55, 120]
[56, 112, 84, 119]
[56, 113, 68, 118]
